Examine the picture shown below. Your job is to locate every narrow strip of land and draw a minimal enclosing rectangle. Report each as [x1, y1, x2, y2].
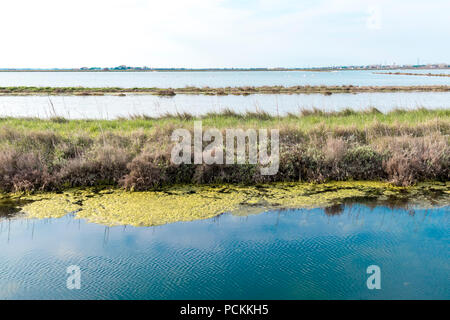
[374, 72, 450, 77]
[0, 85, 449, 96]
[0, 108, 448, 192]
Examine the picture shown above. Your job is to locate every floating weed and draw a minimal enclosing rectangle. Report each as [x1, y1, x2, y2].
[16, 181, 450, 227]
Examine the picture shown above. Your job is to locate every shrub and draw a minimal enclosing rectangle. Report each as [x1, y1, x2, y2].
[0, 148, 51, 192]
[341, 146, 385, 180]
[383, 135, 449, 185]
[57, 145, 130, 187]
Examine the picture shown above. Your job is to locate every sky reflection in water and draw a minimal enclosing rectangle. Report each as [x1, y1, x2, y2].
[0, 203, 448, 300]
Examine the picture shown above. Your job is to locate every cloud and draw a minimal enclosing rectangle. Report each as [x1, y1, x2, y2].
[366, 6, 382, 30]
[0, 0, 448, 67]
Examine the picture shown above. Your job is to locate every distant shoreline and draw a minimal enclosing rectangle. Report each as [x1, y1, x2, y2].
[0, 68, 332, 72]
[1, 85, 448, 96]
[374, 72, 450, 77]
[0, 67, 449, 73]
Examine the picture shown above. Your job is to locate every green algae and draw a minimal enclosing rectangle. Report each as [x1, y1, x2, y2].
[5, 181, 450, 227]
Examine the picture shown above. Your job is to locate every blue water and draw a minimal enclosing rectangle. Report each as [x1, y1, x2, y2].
[0, 203, 448, 299]
[0, 70, 449, 88]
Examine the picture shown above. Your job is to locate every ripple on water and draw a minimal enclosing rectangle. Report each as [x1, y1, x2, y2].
[0, 202, 448, 299]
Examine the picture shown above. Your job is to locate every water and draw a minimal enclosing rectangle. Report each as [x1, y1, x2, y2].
[0, 203, 448, 299]
[1, 92, 449, 119]
[0, 70, 448, 119]
[0, 70, 449, 88]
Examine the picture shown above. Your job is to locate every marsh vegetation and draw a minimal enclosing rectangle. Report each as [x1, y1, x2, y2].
[0, 108, 448, 192]
[374, 72, 450, 77]
[0, 85, 449, 96]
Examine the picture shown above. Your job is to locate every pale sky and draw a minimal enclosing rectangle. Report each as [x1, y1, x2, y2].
[1, 0, 448, 68]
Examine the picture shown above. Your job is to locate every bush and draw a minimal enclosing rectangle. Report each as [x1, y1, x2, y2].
[383, 136, 449, 186]
[0, 148, 51, 192]
[57, 145, 130, 188]
[341, 146, 385, 180]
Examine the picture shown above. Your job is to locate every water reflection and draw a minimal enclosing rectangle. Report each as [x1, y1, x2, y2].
[324, 203, 344, 216]
[0, 197, 30, 219]
[1, 92, 449, 119]
[0, 200, 448, 299]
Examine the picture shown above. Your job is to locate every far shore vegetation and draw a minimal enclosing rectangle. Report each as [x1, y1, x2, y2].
[1, 64, 448, 72]
[374, 72, 450, 77]
[0, 85, 449, 96]
[0, 108, 448, 193]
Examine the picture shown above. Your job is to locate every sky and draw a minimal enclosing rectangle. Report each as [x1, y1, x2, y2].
[0, 0, 448, 68]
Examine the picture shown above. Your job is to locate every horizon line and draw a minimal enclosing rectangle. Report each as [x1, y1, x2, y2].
[0, 63, 449, 71]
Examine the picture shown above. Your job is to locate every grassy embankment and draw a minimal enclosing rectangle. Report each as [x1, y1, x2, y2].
[0, 108, 449, 193]
[0, 85, 449, 96]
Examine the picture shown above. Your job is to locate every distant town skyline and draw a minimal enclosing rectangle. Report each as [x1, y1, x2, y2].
[1, 63, 448, 71]
[1, 0, 449, 68]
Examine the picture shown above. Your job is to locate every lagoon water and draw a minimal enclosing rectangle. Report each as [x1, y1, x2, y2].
[1, 70, 450, 88]
[1, 70, 449, 118]
[1, 92, 449, 119]
[0, 203, 448, 299]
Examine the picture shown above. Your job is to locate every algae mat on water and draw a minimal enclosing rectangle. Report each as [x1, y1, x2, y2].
[6, 181, 450, 227]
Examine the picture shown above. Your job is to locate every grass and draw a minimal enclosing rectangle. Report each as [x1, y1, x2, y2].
[0, 108, 448, 192]
[1, 108, 448, 135]
[0, 85, 449, 96]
